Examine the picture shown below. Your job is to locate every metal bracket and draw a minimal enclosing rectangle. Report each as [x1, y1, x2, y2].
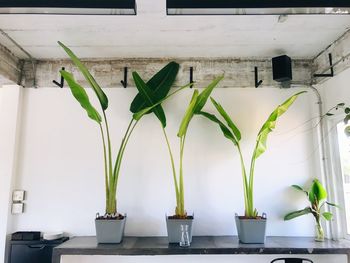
[254, 66, 263, 88]
[313, 53, 334, 78]
[190, 66, 194, 88]
[120, 67, 128, 88]
[52, 67, 65, 88]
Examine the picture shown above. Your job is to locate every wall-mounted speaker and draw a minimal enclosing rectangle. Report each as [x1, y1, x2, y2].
[272, 55, 292, 83]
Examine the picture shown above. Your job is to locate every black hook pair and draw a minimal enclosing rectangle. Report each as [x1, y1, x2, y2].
[53, 67, 130, 88]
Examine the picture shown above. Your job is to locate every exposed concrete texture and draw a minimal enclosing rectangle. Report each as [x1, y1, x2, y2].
[312, 29, 350, 85]
[0, 43, 22, 85]
[31, 58, 312, 88]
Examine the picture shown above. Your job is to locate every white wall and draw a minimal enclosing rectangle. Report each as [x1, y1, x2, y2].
[7, 86, 319, 238]
[0, 86, 22, 263]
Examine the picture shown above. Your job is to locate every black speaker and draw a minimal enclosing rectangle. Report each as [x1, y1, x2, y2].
[272, 55, 292, 82]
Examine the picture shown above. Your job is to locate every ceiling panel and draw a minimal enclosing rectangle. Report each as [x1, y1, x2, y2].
[0, 0, 349, 59]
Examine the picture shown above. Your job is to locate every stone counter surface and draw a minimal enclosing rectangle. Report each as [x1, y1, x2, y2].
[52, 236, 350, 263]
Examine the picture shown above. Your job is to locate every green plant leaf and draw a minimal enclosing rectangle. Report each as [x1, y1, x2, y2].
[198, 111, 237, 145]
[130, 61, 179, 113]
[60, 70, 102, 123]
[284, 207, 312, 220]
[345, 107, 350, 114]
[322, 212, 333, 221]
[133, 83, 192, 121]
[177, 90, 199, 137]
[309, 179, 327, 204]
[177, 76, 224, 138]
[58, 41, 108, 110]
[193, 75, 224, 114]
[292, 185, 308, 195]
[132, 72, 166, 127]
[210, 97, 241, 141]
[253, 91, 306, 159]
[326, 201, 340, 208]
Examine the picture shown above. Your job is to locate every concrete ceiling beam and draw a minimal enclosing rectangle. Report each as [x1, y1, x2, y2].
[32, 58, 312, 88]
[0, 43, 22, 86]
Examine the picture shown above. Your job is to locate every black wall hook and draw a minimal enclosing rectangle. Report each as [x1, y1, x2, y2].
[254, 66, 263, 88]
[120, 67, 128, 88]
[190, 66, 194, 88]
[53, 67, 65, 88]
[314, 53, 334, 78]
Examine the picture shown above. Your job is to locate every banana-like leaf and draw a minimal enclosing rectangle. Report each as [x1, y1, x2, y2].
[253, 91, 306, 160]
[130, 62, 179, 113]
[177, 76, 223, 137]
[133, 83, 192, 121]
[309, 179, 327, 204]
[132, 72, 166, 127]
[284, 207, 312, 220]
[60, 70, 102, 123]
[210, 97, 241, 141]
[198, 111, 237, 145]
[322, 212, 333, 221]
[177, 90, 199, 137]
[292, 185, 308, 196]
[193, 75, 224, 114]
[58, 41, 109, 110]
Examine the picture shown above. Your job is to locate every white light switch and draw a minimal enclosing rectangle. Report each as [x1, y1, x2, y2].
[11, 203, 24, 214]
[12, 190, 25, 201]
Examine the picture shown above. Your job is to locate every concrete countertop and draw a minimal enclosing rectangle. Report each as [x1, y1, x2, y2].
[52, 236, 350, 263]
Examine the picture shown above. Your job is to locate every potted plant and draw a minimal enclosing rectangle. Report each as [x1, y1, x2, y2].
[199, 91, 306, 243]
[133, 75, 224, 243]
[284, 179, 338, 241]
[58, 41, 184, 243]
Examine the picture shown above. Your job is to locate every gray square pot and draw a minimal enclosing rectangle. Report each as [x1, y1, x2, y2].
[235, 214, 266, 244]
[166, 216, 194, 243]
[95, 215, 126, 244]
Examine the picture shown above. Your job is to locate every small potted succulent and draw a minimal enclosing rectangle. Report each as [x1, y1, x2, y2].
[284, 179, 338, 241]
[58, 41, 182, 243]
[134, 75, 224, 243]
[200, 91, 306, 243]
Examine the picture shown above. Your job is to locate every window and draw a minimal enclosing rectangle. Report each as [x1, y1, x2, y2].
[336, 121, 350, 235]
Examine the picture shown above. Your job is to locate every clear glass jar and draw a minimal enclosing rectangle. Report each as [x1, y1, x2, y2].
[179, 224, 190, 247]
[315, 222, 325, 242]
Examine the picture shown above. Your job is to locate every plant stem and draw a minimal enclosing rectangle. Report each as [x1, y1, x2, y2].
[102, 111, 113, 192]
[106, 118, 134, 215]
[162, 127, 180, 211]
[99, 123, 109, 213]
[114, 120, 138, 186]
[248, 155, 256, 217]
[237, 144, 249, 217]
[178, 133, 187, 217]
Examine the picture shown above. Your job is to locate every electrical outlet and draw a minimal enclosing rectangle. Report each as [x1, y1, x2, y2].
[11, 203, 24, 214]
[12, 190, 25, 202]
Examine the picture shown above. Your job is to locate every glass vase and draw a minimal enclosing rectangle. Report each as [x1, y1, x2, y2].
[315, 222, 325, 242]
[179, 224, 191, 247]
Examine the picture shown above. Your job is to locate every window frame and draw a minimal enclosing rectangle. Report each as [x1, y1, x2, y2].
[325, 116, 350, 240]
